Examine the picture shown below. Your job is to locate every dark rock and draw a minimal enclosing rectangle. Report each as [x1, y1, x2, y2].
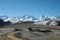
[28, 27, 32, 31]
[14, 29, 21, 31]
[36, 29, 52, 33]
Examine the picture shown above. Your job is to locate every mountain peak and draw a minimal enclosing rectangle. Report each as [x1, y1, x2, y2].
[0, 15, 60, 24]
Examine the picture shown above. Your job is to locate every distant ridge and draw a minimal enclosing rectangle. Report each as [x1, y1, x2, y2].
[0, 15, 60, 26]
[0, 15, 59, 21]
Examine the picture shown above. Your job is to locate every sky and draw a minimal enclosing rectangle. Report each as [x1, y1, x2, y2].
[0, 0, 60, 18]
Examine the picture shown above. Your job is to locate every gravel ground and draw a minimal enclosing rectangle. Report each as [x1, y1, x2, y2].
[0, 28, 60, 40]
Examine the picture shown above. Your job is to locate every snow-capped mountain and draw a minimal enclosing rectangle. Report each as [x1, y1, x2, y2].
[0, 15, 60, 24]
[3, 16, 37, 24]
[0, 16, 8, 20]
[4, 17, 20, 24]
[38, 16, 57, 21]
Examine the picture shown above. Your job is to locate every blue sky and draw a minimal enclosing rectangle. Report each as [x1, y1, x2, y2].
[0, 0, 60, 18]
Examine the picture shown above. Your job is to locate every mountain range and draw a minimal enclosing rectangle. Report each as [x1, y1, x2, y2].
[0, 15, 60, 26]
[0, 15, 59, 22]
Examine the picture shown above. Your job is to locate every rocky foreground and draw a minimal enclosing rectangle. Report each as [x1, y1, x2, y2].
[0, 27, 60, 40]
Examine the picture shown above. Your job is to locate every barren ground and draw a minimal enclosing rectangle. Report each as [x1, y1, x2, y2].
[0, 24, 60, 40]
